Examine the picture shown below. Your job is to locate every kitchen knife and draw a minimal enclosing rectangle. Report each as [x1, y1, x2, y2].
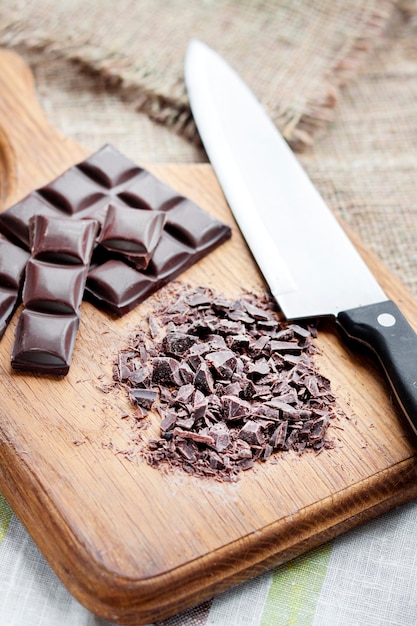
[184, 39, 417, 435]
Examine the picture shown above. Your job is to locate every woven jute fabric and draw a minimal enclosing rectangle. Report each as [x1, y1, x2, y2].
[300, 7, 417, 298]
[0, 0, 396, 150]
[0, 1, 415, 297]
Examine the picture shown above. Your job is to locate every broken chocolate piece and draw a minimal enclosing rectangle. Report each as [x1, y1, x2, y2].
[238, 421, 265, 446]
[222, 395, 251, 422]
[11, 216, 97, 375]
[209, 422, 231, 452]
[152, 357, 183, 387]
[175, 383, 195, 404]
[129, 388, 158, 409]
[194, 361, 215, 395]
[205, 349, 237, 379]
[269, 421, 288, 448]
[162, 332, 195, 357]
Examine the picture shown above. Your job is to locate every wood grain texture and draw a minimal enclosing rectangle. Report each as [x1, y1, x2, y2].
[1, 48, 417, 625]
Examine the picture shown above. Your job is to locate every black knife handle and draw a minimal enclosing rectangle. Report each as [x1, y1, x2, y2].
[337, 300, 417, 435]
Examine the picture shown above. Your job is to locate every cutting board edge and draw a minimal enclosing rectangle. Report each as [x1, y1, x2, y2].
[1, 425, 416, 625]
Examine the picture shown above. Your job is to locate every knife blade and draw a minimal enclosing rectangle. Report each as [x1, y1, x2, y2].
[184, 39, 417, 435]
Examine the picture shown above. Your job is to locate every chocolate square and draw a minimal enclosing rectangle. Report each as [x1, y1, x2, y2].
[97, 204, 166, 268]
[86, 260, 154, 316]
[11, 310, 80, 376]
[22, 260, 88, 315]
[30, 215, 98, 265]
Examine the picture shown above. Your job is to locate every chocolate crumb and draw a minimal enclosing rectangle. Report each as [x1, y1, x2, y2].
[112, 286, 340, 481]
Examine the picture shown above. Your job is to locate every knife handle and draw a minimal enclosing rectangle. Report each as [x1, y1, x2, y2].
[337, 300, 417, 435]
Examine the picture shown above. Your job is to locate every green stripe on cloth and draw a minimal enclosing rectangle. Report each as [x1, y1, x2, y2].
[260, 542, 333, 625]
[0, 494, 13, 541]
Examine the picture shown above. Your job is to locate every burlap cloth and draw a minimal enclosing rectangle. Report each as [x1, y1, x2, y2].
[0, 0, 416, 297]
[0, 0, 397, 147]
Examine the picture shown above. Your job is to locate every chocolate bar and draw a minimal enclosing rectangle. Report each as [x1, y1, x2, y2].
[11, 216, 98, 375]
[0, 144, 232, 320]
[87, 201, 231, 315]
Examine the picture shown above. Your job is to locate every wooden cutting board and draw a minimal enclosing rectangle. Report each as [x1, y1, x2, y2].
[1, 48, 417, 625]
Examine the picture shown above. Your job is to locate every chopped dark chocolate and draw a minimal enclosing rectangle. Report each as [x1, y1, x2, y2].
[222, 395, 251, 422]
[162, 332, 195, 357]
[209, 422, 231, 452]
[194, 361, 215, 395]
[152, 357, 183, 387]
[205, 349, 237, 379]
[238, 421, 265, 446]
[175, 383, 195, 404]
[270, 421, 288, 448]
[128, 388, 158, 409]
[112, 286, 340, 481]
